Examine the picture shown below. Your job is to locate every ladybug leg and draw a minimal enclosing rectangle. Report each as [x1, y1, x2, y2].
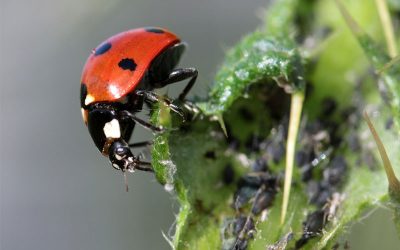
[136, 90, 185, 118]
[134, 161, 154, 172]
[129, 141, 152, 148]
[153, 68, 198, 101]
[120, 110, 164, 133]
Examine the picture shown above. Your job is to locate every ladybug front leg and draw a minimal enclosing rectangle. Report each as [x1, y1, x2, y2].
[134, 161, 154, 172]
[120, 110, 164, 133]
[152, 68, 198, 101]
[136, 90, 185, 118]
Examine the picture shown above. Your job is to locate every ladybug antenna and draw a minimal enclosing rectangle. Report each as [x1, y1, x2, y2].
[123, 171, 129, 192]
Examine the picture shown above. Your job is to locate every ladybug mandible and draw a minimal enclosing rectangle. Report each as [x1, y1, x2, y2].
[80, 27, 197, 174]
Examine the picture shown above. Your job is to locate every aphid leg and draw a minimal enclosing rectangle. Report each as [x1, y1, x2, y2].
[323, 192, 345, 224]
[136, 90, 185, 118]
[120, 110, 164, 133]
[152, 68, 198, 101]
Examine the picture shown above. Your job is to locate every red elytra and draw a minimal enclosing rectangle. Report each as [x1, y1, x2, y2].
[81, 27, 180, 105]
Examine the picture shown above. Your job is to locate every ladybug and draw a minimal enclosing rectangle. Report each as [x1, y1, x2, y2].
[80, 27, 197, 175]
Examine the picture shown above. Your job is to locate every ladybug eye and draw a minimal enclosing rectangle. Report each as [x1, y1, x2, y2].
[116, 147, 128, 156]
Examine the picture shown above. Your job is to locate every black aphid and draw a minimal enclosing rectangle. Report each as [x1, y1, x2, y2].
[323, 156, 347, 186]
[204, 150, 217, 160]
[295, 210, 325, 248]
[252, 190, 276, 215]
[223, 164, 235, 185]
[251, 158, 268, 172]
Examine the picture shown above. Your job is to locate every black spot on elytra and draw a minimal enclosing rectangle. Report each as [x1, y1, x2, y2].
[118, 58, 137, 71]
[80, 84, 87, 108]
[145, 27, 165, 34]
[94, 42, 111, 56]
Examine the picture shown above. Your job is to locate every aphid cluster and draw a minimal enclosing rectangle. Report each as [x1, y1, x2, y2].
[231, 171, 279, 249]
[295, 98, 350, 248]
[224, 120, 289, 250]
[294, 88, 375, 247]
[220, 85, 287, 250]
[220, 88, 355, 249]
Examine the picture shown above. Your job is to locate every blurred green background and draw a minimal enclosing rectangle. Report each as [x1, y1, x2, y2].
[0, 0, 399, 249]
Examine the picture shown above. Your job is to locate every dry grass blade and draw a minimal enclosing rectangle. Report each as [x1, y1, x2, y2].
[281, 92, 304, 224]
[363, 111, 400, 196]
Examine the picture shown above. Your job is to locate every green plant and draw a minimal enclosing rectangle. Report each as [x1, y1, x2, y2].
[151, 0, 400, 249]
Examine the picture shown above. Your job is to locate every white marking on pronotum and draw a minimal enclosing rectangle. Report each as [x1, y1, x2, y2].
[103, 119, 121, 138]
[85, 94, 95, 105]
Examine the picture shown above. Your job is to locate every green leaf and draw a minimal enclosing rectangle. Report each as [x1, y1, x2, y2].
[200, 0, 304, 116]
[149, 0, 400, 249]
[201, 32, 304, 116]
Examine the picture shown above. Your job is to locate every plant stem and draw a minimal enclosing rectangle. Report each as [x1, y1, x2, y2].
[378, 55, 400, 74]
[281, 92, 304, 224]
[374, 0, 398, 57]
[363, 111, 400, 201]
[364, 111, 400, 237]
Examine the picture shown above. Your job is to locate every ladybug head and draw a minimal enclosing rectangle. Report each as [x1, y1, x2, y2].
[108, 140, 138, 172]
